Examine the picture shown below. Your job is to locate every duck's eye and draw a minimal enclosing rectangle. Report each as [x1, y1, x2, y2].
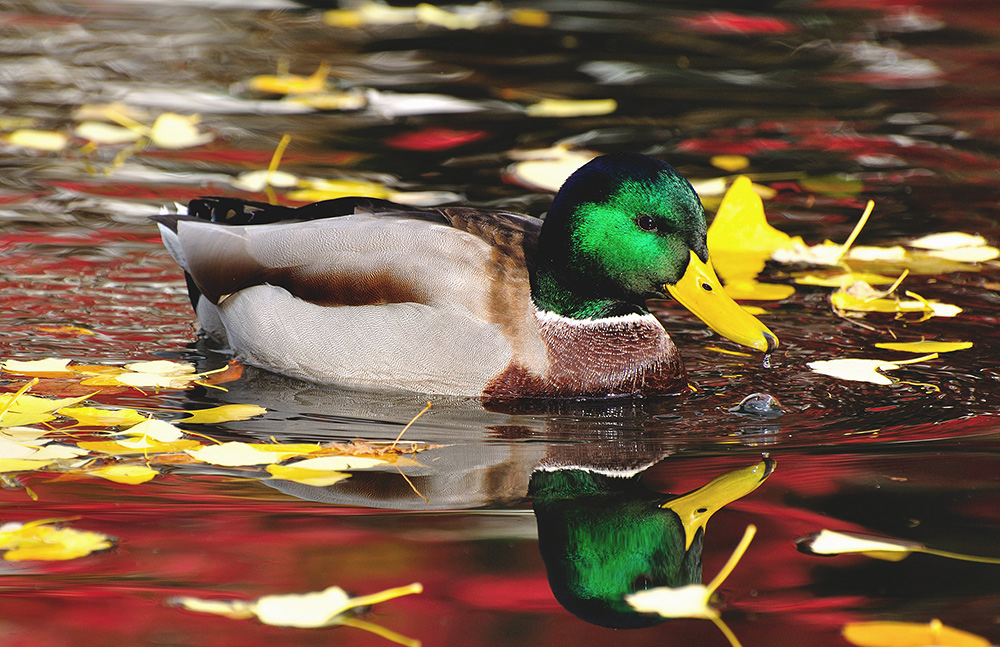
[636, 215, 657, 232]
[700, 280, 713, 292]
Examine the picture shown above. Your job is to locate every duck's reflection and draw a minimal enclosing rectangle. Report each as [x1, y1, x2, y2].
[202, 367, 772, 628]
[530, 459, 771, 628]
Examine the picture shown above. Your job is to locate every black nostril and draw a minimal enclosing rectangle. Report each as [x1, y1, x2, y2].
[763, 331, 778, 353]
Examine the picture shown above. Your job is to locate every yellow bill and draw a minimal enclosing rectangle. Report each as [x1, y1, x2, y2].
[661, 458, 774, 549]
[665, 251, 778, 352]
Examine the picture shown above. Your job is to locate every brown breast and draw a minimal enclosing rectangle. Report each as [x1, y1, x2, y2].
[482, 313, 687, 402]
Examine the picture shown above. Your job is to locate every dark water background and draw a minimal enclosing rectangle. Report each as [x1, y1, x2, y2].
[2, 1, 1000, 645]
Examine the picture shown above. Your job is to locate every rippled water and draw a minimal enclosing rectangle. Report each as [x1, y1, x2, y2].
[3, 1, 1000, 645]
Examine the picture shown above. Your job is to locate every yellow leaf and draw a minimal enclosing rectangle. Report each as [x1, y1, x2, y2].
[0, 458, 53, 473]
[846, 245, 908, 262]
[123, 360, 196, 376]
[266, 464, 351, 487]
[88, 463, 158, 485]
[2, 358, 74, 375]
[78, 438, 202, 456]
[73, 121, 144, 144]
[171, 596, 256, 619]
[926, 247, 1000, 263]
[525, 98, 617, 118]
[0, 520, 113, 561]
[842, 619, 990, 647]
[148, 113, 213, 149]
[59, 406, 148, 427]
[875, 341, 972, 354]
[506, 146, 597, 192]
[7, 129, 68, 151]
[707, 176, 800, 253]
[710, 155, 750, 172]
[36, 325, 96, 335]
[283, 90, 367, 111]
[248, 62, 330, 95]
[0, 427, 52, 442]
[180, 404, 267, 424]
[721, 279, 795, 301]
[230, 169, 300, 193]
[185, 441, 319, 467]
[281, 455, 387, 471]
[794, 272, 899, 287]
[798, 529, 919, 559]
[0, 392, 90, 415]
[121, 418, 183, 442]
[807, 354, 937, 385]
[909, 232, 988, 250]
[0, 412, 56, 428]
[173, 582, 423, 629]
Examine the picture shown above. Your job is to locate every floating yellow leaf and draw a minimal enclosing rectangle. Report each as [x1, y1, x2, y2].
[59, 406, 148, 427]
[173, 582, 423, 629]
[525, 98, 617, 118]
[799, 529, 1000, 565]
[0, 427, 52, 442]
[508, 8, 550, 26]
[0, 411, 56, 428]
[846, 245, 908, 262]
[704, 176, 800, 301]
[909, 232, 988, 250]
[88, 463, 158, 485]
[230, 169, 300, 193]
[506, 146, 598, 192]
[266, 464, 351, 487]
[78, 438, 202, 456]
[0, 458, 54, 473]
[710, 155, 750, 172]
[283, 90, 367, 111]
[7, 129, 69, 151]
[874, 341, 972, 353]
[798, 529, 919, 561]
[2, 358, 74, 375]
[831, 282, 961, 318]
[926, 247, 1000, 263]
[793, 272, 899, 287]
[248, 62, 330, 95]
[807, 354, 937, 385]
[707, 176, 801, 253]
[73, 121, 144, 144]
[124, 360, 196, 376]
[147, 112, 213, 149]
[180, 404, 267, 425]
[721, 279, 795, 301]
[0, 393, 90, 416]
[185, 441, 320, 467]
[0, 519, 114, 561]
[121, 418, 184, 442]
[842, 619, 990, 647]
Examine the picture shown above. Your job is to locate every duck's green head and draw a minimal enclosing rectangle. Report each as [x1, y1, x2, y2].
[532, 152, 777, 352]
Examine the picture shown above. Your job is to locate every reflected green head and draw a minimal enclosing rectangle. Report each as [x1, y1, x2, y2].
[532, 153, 709, 319]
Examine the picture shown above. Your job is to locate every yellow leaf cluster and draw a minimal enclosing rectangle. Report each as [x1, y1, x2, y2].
[0, 519, 113, 561]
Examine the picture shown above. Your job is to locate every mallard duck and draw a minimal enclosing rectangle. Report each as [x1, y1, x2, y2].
[155, 152, 777, 399]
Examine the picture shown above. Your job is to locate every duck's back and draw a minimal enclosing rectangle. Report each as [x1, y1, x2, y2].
[155, 197, 546, 395]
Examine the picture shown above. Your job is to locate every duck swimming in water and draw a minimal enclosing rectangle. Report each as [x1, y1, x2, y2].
[154, 152, 777, 399]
